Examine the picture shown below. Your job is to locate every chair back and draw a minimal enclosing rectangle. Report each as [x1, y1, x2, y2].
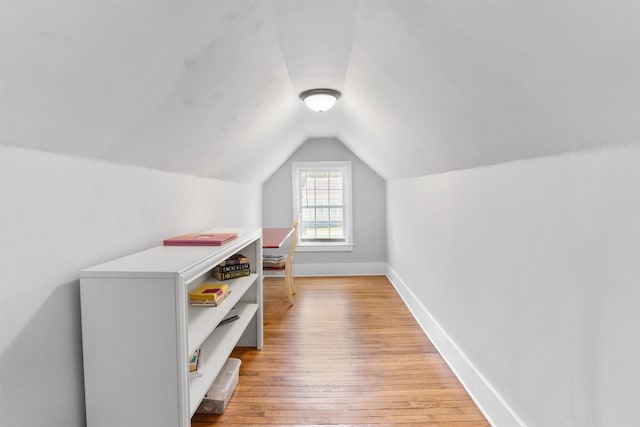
[287, 219, 299, 263]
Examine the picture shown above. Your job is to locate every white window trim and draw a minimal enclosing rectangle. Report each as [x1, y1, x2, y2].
[292, 161, 353, 252]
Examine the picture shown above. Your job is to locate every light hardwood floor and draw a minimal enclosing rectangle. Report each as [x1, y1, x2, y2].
[191, 276, 489, 426]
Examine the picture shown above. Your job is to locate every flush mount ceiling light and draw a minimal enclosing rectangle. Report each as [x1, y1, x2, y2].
[299, 88, 341, 112]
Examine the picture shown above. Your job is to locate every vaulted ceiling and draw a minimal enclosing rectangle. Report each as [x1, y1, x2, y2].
[2, 0, 639, 182]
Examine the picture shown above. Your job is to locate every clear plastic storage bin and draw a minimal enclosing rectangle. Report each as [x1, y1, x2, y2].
[196, 358, 241, 414]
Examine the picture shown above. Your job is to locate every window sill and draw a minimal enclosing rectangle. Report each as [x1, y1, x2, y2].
[296, 244, 354, 253]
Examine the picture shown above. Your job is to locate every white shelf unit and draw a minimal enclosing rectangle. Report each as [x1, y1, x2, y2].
[80, 228, 263, 427]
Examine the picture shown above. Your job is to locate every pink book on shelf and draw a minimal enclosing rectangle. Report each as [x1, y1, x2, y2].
[163, 232, 237, 246]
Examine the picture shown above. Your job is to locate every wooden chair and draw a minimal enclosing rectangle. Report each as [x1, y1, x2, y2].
[264, 220, 299, 306]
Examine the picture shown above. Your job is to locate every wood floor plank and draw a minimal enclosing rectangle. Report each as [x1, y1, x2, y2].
[191, 276, 488, 426]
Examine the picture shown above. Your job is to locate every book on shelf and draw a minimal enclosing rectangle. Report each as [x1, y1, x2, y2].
[189, 348, 203, 377]
[218, 253, 249, 267]
[212, 267, 251, 281]
[218, 307, 240, 326]
[189, 282, 230, 306]
[190, 282, 229, 301]
[163, 232, 237, 246]
[190, 291, 229, 307]
[216, 262, 250, 273]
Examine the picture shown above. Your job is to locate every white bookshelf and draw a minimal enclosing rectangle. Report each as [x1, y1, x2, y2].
[80, 228, 263, 427]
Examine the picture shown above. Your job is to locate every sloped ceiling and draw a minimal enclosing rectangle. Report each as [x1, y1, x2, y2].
[1, 0, 639, 182]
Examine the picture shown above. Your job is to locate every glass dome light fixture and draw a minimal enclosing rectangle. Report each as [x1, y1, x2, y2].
[299, 88, 341, 112]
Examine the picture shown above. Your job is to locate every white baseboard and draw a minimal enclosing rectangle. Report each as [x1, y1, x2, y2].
[386, 266, 525, 427]
[263, 262, 387, 277]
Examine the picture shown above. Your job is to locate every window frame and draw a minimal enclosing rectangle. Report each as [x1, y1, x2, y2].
[291, 161, 354, 252]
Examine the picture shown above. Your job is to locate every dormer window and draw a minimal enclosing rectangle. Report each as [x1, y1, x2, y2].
[292, 161, 353, 252]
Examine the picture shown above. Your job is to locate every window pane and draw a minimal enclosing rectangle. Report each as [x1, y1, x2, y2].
[315, 174, 328, 190]
[329, 173, 342, 189]
[330, 207, 344, 222]
[301, 208, 315, 222]
[329, 189, 343, 206]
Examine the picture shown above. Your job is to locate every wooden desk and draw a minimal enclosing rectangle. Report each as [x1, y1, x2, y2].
[262, 227, 294, 248]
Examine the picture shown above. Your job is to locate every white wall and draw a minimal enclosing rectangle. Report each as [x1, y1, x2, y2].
[387, 142, 640, 426]
[262, 137, 386, 275]
[0, 145, 261, 427]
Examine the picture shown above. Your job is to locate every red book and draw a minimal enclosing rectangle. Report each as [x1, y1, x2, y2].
[163, 233, 237, 246]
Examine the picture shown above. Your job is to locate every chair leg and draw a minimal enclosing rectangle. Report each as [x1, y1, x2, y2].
[284, 266, 294, 306]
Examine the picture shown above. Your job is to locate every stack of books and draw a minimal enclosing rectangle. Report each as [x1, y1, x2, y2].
[189, 283, 230, 307]
[212, 253, 251, 281]
[263, 254, 286, 268]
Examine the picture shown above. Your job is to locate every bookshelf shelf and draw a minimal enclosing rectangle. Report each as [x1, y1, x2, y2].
[187, 273, 259, 354]
[80, 228, 263, 427]
[189, 302, 258, 416]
